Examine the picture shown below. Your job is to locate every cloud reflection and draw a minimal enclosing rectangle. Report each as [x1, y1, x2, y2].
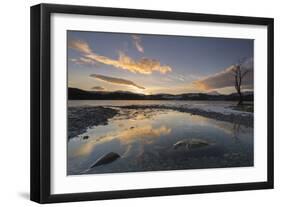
[73, 125, 171, 157]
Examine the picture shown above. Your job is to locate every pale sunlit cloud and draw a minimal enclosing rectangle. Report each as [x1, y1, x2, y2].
[70, 57, 97, 65]
[167, 73, 196, 82]
[69, 39, 172, 75]
[132, 35, 144, 53]
[193, 58, 253, 91]
[90, 74, 145, 90]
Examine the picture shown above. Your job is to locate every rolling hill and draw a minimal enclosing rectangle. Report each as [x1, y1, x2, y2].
[68, 87, 254, 101]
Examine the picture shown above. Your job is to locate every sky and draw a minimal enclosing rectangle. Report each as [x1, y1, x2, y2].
[67, 31, 254, 95]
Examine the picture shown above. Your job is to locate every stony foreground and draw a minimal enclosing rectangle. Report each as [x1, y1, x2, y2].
[68, 106, 119, 139]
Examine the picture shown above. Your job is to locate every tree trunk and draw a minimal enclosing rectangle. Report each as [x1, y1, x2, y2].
[238, 91, 243, 105]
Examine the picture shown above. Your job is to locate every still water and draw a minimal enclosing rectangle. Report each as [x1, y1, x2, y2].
[67, 100, 253, 175]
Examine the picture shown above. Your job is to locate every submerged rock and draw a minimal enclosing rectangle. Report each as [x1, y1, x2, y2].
[91, 152, 121, 168]
[173, 138, 212, 150]
[82, 135, 89, 140]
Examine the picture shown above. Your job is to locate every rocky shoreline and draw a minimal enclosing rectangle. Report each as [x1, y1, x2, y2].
[68, 106, 119, 139]
[118, 104, 253, 127]
[67, 104, 253, 139]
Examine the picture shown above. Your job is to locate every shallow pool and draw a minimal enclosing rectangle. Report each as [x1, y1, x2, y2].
[67, 108, 253, 175]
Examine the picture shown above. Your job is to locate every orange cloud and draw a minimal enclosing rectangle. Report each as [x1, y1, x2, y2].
[86, 52, 172, 75]
[69, 39, 172, 75]
[193, 60, 253, 91]
[193, 80, 211, 91]
[68, 40, 92, 54]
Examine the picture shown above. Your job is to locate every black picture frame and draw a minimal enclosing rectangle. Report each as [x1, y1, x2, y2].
[30, 3, 274, 204]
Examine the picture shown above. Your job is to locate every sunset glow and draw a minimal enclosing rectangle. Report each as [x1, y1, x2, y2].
[68, 31, 253, 95]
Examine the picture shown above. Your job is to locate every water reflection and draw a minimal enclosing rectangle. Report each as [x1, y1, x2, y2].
[67, 108, 253, 175]
[72, 124, 171, 157]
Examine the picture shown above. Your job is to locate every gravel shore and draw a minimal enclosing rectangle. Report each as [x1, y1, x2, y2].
[68, 106, 119, 139]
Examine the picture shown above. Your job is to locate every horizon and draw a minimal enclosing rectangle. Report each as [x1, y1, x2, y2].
[67, 31, 254, 95]
[69, 86, 254, 96]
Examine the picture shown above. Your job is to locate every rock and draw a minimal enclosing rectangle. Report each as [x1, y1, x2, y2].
[91, 152, 121, 168]
[173, 138, 212, 150]
[173, 140, 187, 149]
[82, 135, 89, 140]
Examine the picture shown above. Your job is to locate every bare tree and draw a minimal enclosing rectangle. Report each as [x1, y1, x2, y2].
[232, 60, 249, 105]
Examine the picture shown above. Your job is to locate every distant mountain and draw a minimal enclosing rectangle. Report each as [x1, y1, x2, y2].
[207, 90, 221, 96]
[68, 88, 253, 101]
[68, 88, 145, 100]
